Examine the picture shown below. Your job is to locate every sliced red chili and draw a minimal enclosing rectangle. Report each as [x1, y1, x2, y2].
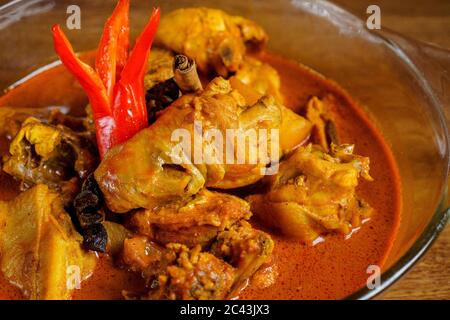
[95, 0, 130, 101]
[52, 24, 115, 156]
[52, 25, 111, 118]
[113, 7, 160, 144]
[51, 2, 160, 157]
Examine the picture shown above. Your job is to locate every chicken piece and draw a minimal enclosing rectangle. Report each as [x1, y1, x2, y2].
[0, 106, 92, 141]
[211, 220, 274, 294]
[0, 107, 54, 140]
[247, 144, 373, 244]
[155, 8, 267, 76]
[122, 237, 234, 300]
[279, 105, 313, 153]
[234, 57, 283, 104]
[147, 243, 235, 300]
[0, 184, 97, 299]
[95, 77, 310, 213]
[131, 189, 252, 248]
[144, 47, 175, 90]
[305, 96, 340, 153]
[3, 117, 98, 200]
[229, 77, 312, 154]
[122, 221, 273, 299]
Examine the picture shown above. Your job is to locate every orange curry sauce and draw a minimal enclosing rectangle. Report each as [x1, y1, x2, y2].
[0, 51, 401, 300]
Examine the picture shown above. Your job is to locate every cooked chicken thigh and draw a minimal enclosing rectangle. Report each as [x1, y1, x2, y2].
[155, 8, 267, 76]
[211, 220, 274, 293]
[122, 220, 274, 300]
[248, 144, 373, 244]
[95, 77, 310, 213]
[3, 117, 98, 201]
[131, 189, 252, 248]
[0, 184, 97, 299]
[122, 237, 235, 300]
[234, 57, 283, 104]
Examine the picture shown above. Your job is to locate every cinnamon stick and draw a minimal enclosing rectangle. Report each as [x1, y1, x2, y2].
[173, 54, 203, 92]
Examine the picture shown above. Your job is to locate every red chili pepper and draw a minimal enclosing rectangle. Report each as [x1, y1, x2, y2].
[51, 0, 160, 157]
[95, 0, 129, 102]
[113, 7, 160, 144]
[52, 24, 115, 156]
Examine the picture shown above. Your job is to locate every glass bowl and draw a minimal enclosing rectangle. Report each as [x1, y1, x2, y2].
[0, 0, 449, 300]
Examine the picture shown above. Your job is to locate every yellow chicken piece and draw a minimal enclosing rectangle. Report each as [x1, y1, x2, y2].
[131, 189, 252, 248]
[235, 57, 284, 104]
[0, 184, 97, 299]
[229, 76, 311, 154]
[248, 144, 373, 244]
[9, 117, 61, 158]
[95, 77, 311, 213]
[123, 239, 235, 300]
[3, 117, 97, 203]
[305, 96, 340, 153]
[211, 220, 274, 294]
[0, 107, 59, 140]
[155, 8, 267, 76]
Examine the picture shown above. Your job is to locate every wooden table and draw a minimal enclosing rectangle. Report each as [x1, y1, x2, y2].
[332, 0, 450, 300]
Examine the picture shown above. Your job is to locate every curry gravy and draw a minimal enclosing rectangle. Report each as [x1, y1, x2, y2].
[0, 51, 401, 300]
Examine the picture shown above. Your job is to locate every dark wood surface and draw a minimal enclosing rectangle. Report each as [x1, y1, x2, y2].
[332, 0, 450, 49]
[332, 0, 450, 300]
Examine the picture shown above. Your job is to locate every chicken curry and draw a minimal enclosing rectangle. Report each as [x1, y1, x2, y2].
[0, 2, 401, 300]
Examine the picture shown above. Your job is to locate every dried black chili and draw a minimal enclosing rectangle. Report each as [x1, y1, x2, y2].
[72, 173, 108, 252]
[83, 223, 108, 253]
[145, 78, 180, 124]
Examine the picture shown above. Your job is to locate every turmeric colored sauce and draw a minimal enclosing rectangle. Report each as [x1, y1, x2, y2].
[72, 256, 146, 300]
[0, 51, 401, 300]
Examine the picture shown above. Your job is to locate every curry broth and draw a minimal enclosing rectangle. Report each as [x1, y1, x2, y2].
[0, 51, 401, 300]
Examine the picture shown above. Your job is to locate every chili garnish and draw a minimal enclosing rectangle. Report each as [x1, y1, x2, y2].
[52, 0, 160, 157]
